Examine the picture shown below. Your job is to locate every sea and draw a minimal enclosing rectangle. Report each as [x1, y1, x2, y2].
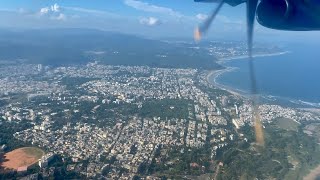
[210, 42, 320, 108]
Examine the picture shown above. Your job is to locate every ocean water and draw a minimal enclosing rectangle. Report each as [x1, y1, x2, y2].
[214, 43, 320, 107]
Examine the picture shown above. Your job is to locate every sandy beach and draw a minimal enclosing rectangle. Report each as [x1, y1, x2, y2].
[206, 67, 245, 97]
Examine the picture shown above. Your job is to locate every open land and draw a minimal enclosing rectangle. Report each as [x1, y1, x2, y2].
[304, 165, 320, 180]
[0, 147, 44, 170]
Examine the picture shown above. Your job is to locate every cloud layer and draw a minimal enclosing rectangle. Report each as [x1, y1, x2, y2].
[0, 1, 254, 39]
[124, 0, 182, 18]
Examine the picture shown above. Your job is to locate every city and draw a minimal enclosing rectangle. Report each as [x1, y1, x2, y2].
[1, 60, 320, 179]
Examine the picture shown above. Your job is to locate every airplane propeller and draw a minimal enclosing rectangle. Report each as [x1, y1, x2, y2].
[194, 0, 224, 41]
[195, 0, 265, 146]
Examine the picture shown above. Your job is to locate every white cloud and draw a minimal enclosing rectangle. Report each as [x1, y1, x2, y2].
[139, 17, 161, 26]
[196, 13, 208, 21]
[51, 3, 60, 13]
[124, 0, 182, 18]
[40, 7, 50, 15]
[40, 4, 60, 15]
[39, 4, 65, 21]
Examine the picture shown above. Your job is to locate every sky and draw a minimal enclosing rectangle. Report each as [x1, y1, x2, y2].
[0, 0, 319, 42]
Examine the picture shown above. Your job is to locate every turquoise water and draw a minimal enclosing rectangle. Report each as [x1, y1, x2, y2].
[215, 43, 320, 107]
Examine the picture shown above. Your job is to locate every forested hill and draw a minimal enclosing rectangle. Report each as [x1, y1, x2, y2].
[0, 28, 222, 70]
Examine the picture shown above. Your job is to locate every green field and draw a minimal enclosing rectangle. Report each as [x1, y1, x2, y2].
[275, 117, 300, 132]
[21, 147, 45, 159]
[140, 99, 191, 119]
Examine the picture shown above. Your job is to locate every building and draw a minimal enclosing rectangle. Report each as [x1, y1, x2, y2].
[232, 119, 240, 129]
[39, 152, 55, 168]
[234, 104, 239, 115]
[37, 64, 43, 72]
[0, 144, 6, 151]
[17, 166, 28, 174]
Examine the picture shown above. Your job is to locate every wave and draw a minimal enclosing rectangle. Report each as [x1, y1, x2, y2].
[289, 99, 320, 108]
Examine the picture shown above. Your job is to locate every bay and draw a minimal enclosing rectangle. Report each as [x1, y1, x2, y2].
[213, 43, 320, 107]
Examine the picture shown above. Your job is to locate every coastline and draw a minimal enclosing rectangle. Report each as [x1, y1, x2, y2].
[206, 67, 246, 97]
[206, 51, 290, 98]
[206, 51, 320, 108]
[217, 51, 290, 64]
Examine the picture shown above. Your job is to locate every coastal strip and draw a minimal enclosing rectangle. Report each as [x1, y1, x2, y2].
[207, 50, 320, 109]
[217, 51, 290, 64]
[206, 67, 246, 97]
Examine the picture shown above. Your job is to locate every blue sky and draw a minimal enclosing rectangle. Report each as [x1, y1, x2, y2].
[0, 0, 319, 41]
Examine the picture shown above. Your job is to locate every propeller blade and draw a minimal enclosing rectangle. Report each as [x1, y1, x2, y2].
[194, 0, 224, 41]
[246, 0, 265, 146]
[247, 0, 258, 58]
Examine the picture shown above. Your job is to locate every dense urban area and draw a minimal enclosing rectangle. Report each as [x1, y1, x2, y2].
[1, 40, 320, 180]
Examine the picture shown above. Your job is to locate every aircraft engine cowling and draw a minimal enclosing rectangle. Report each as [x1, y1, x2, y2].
[256, 0, 320, 30]
[256, 0, 292, 29]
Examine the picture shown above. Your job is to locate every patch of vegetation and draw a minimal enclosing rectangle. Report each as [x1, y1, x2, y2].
[60, 77, 99, 90]
[217, 123, 320, 180]
[139, 99, 191, 120]
[0, 121, 32, 152]
[304, 123, 320, 142]
[275, 117, 300, 132]
[50, 100, 139, 129]
[152, 146, 213, 177]
[22, 147, 45, 159]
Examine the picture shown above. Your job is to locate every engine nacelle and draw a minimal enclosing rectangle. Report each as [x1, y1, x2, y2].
[256, 0, 291, 28]
[256, 0, 320, 30]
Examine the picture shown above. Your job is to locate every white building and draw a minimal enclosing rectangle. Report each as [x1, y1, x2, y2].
[39, 152, 55, 168]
